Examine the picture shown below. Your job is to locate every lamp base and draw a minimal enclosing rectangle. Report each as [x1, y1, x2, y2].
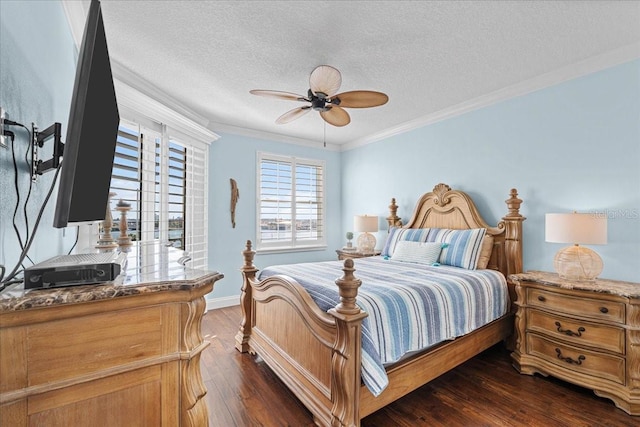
[357, 232, 376, 254]
[554, 245, 603, 281]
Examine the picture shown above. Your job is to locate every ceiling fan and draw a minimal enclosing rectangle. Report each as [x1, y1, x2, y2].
[250, 65, 388, 127]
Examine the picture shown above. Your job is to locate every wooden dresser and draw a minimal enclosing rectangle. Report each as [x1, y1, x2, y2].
[0, 243, 223, 426]
[510, 271, 640, 415]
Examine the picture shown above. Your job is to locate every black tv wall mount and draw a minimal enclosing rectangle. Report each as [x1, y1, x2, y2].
[32, 122, 63, 180]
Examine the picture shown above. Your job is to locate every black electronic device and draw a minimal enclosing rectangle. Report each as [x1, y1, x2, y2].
[53, 0, 120, 228]
[23, 252, 127, 290]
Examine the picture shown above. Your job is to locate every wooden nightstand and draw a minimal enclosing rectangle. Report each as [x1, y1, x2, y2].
[510, 271, 640, 416]
[336, 249, 381, 260]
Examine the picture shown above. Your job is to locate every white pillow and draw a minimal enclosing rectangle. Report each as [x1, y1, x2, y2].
[390, 241, 444, 265]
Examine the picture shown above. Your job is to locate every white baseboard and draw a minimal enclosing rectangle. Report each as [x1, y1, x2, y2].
[206, 295, 239, 312]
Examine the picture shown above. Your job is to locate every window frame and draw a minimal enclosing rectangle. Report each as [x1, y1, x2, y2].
[256, 151, 326, 253]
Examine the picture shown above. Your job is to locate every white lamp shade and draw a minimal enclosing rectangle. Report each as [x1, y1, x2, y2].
[354, 215, 378, 233]
[545, 213, 607, 245]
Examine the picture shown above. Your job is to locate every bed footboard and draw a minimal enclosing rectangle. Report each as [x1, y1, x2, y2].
[235, 241, 367, 427]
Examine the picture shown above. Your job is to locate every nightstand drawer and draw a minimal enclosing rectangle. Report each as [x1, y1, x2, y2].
[527, 309, 625, 354]
[527, 287, 625, 324]
[527, 334, 625, 385]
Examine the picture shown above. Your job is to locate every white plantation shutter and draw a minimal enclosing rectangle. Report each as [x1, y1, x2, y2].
[295, 160, 324, 243]
[110, 123, 142, 241]
[108, 120, 208, 269]
[257, 152, 325, 251]
[184, 143, 208, 270]
[141, 129, 161, 243]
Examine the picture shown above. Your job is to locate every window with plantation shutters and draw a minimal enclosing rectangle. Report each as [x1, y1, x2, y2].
[108, 119, 209, 270]
[110, 123, 142, 242]
[257, 152, 325, 251]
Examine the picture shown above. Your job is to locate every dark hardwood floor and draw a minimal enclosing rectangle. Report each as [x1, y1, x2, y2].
[201, 306, 635, 426]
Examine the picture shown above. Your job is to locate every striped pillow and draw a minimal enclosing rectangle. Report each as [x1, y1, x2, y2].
[391, 241, 445, 265]
[427, 228, 487, 270]
[381, 227, 431, 257]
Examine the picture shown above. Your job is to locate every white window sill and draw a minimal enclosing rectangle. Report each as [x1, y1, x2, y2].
[256, 245, 328, 255]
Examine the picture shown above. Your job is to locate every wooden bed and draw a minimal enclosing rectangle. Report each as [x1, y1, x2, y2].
[235, 183, 525, 426]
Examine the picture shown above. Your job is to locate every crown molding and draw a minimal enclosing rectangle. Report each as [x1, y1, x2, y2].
[342, 42, 640, 151]
[110, 60, 214, 131]
[114, 78, 219, 144]
[210, 122, 341, 151]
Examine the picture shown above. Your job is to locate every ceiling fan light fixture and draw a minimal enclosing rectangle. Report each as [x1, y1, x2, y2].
[310, 65, 342, 97]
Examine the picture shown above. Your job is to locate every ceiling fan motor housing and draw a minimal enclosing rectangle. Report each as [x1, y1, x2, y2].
[311, 95, 331, 111]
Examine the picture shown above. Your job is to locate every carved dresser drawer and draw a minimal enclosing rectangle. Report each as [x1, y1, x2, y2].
[527, 287, 625, 323]
[526, 333, 625, 385]
[527, 309, 625, 354]
[510, 271, 640, 416]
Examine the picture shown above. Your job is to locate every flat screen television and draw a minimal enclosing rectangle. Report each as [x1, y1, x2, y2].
[53, 0, 119, 228]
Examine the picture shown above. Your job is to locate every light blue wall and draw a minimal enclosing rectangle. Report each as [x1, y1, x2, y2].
[0, 1, 78, 273]
[341, 59, 640, 282]
[207, 132, 342, 299]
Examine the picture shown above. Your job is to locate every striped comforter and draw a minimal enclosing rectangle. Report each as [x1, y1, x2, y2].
[258, 256, 509, 396]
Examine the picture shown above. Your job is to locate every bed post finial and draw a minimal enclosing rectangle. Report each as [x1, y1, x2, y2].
[242, 240, 256, 270]
[505, 188, 523, 218]
[335, 259, 362, 315]
[502, 189, 526, 277]
[387, 198, 402, 229]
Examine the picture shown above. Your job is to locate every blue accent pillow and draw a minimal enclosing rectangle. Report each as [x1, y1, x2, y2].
[427, 228, 487, 270]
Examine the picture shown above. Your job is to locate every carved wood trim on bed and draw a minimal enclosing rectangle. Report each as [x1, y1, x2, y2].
[236, 183, 525, 427]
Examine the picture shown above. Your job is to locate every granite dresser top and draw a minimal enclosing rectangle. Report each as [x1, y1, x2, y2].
[0, 243, 223, 312]
[509, 270, 640, 299]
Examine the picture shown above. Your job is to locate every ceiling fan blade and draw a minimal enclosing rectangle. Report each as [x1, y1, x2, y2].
[320, 106, 350, 127]
[275, 106, 311, 124]
[333, 91, 389, 108]
[309, 65, 342, 97]
[250, 90, 308, 102]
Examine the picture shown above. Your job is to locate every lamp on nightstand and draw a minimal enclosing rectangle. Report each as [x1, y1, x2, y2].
[545, 212, 607, 281]
[354, 215, 378, 254]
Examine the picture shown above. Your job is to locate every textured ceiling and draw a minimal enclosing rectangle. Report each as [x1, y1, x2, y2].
[89, 1, 640, 148]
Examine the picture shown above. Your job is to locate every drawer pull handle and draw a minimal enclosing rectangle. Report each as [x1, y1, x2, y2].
[555, 321, 585, 337]
[555, 348, 585, 365]
[600, 307, 609, 314]
[537, 295, 546, 302]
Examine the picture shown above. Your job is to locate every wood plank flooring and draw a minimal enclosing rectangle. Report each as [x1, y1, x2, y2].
[201, 306, 636, 426]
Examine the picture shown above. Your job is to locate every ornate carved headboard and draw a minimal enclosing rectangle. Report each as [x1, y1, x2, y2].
[386, 183, 525, 279]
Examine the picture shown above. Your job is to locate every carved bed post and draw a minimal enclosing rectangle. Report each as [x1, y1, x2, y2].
[328, 259, 368, 427]
[235, 240, 258, 353]
[502, 189, 526, 277]
[386, 198, 402, 230]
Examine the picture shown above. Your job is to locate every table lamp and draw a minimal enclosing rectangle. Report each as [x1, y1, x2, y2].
[354, 215, 378, 253]
[545, 212, 607, 281]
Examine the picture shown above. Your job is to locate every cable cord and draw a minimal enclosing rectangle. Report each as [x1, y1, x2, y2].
[9, 124, 35, 267]
[67, 226, 79, 255]
[10, 132, 24, 250]
[22, 125, 35, 251]
[1, 160, 63, 286]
